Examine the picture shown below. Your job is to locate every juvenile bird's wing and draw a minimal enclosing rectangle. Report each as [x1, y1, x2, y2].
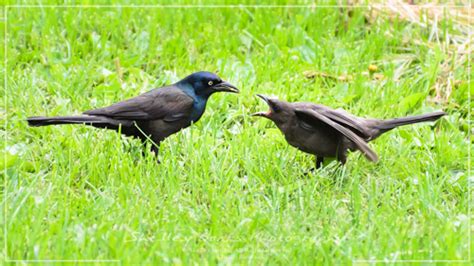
[304, 104, 371, 139]
[294, 108, 378, 162]
[84, 86, 194, 121]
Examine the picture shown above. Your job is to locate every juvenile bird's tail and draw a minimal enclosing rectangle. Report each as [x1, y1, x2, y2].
[375, 111, 446, 131]
[27, 115, 111, 127]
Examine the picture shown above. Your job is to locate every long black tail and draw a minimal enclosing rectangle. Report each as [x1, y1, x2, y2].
[376, 111, 446, 131]
[27, 115, 114, 127]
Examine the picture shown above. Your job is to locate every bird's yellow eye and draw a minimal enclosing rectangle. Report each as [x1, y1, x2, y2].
[208, 81, 213, 86]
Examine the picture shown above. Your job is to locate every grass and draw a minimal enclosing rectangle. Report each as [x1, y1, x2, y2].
[1, 1, 471, 264]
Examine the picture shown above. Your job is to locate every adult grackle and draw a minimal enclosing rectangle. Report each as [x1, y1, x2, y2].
[28, 71, 239, 161]
[252, 94, 445, 168]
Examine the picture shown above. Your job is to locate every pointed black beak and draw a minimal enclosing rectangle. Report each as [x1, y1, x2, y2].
[252, 94, 271, 117]
[213, 81, 239, 93]
[256, 94, 270, 103]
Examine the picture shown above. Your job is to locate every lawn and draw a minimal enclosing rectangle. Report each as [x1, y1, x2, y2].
[1, 1, 471, 264]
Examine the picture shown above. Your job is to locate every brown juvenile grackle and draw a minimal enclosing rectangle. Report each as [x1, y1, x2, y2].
[252, 94, 445, 168]
[27, 71, 239, 161]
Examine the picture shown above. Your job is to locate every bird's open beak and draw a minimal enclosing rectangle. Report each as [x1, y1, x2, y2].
[251, 94, 271, 117]
[256, 94, 269, 103]
[213, 81, 239, 93]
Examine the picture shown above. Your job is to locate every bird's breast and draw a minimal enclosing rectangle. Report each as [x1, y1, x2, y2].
[282, 122, 340, 157]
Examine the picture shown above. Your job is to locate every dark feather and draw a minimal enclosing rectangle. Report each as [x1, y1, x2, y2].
[295, 108, 379, 162]
[84, 86, 194, 121]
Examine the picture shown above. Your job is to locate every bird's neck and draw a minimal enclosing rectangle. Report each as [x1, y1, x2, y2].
[177, 83, 211, 100]
[177, 83, 209, 122]
[272, 116, 294, 133]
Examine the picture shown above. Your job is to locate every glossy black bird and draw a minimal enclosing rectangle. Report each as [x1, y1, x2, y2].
[27, 71, 239, 161]
[252, 94, 445, 168]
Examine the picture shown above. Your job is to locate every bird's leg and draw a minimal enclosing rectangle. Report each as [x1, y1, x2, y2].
[337, 155, 347, 165]
[140, 137, 161, 163]
[336, 140, 348, 165]
[336, 148, 347, 165]
[150, 143, 161, 163]
[316, 156, 324, 168]
[150, 144, 159, 156]
[304, 156, 323, 175]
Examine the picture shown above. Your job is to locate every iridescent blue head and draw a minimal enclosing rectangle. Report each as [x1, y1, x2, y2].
[177, 71, 239, 97]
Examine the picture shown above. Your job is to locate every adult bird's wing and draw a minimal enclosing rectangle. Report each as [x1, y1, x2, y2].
[84, 86, 194, 121]
[294, 108, 378, 162]
[305, 104, 372, 139]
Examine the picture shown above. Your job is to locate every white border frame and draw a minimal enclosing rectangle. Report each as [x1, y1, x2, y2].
[3, 3, 471, 264]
